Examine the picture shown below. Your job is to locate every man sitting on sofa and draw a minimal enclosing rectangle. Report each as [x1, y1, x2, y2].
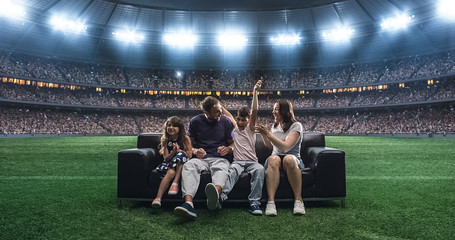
[174, 96, 234, 220]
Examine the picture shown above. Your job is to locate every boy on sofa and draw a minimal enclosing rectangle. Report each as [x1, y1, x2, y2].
[220, 80, 265, 215]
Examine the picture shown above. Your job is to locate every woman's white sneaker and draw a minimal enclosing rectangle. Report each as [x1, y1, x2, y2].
[265, 201, 277, 216]
[293, 200, 306, 215]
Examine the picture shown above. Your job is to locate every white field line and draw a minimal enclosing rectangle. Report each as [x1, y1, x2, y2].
[0, 176, 453, 180]
[347, 176, 454, 180]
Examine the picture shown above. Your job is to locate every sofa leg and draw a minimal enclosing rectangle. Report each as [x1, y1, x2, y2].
[341, 199, 346, 208]
[118, 199, 123, 208]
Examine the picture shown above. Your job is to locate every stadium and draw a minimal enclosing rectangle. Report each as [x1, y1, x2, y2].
[1, 0, 454, 239]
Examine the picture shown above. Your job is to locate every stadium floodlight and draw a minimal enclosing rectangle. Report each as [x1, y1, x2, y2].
[112, 30, 145, 43]
[0, 0, 26, 18]
[271, 34, 302, 45]
[163, 31, 197, 48]
[381, 13, 414, 30]
[438, 0, 455, 21]
[50, 16, 87, 33]
[218, 33, 248, 49]
[322, 26, 355, 42]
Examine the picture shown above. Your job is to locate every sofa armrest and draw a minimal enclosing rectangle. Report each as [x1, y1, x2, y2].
[117, 148, 158, 199]
[306, 147, 346, 198]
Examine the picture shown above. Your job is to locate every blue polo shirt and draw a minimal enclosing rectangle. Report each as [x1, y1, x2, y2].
[187, 114, 234, 158]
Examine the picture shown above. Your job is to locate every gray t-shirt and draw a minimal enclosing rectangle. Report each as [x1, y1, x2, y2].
[271, 122, 303, 158]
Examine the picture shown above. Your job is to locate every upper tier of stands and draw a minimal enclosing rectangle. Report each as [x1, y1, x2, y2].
[1, 50, 455, 90]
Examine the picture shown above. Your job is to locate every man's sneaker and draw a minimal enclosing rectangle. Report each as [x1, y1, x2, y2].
[265, 201, 277, 216]
[205, 183, 220, 210]
[293, 200, 306, 215]
[174, 202, 197, 219]
[151, 198, 161, 208]
[249, 204, 263, 215]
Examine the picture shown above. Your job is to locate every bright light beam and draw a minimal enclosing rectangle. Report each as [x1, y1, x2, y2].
[438, 0, 455, 21]
[113, 30, 145, 43]
[271, 34, 302, 45]
[163, 31, 197, 48]
[381, 14, 414, 30]
[50, 16, 87, 33]
[0, 0, 26, 18]
[322, 27, 355, 42]
[218, 33, 248, 49]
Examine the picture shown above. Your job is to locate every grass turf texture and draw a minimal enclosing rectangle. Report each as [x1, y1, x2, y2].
[1, 136, 454, 239]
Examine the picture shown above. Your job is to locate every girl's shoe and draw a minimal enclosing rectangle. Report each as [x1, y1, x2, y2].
[168, 183, 179, 195]
[152, 198, 161, 208]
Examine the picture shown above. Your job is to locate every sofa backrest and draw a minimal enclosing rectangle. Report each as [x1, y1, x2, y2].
[255, 134, 272, 164]
[137, 133, 161, 149]
[136, 131, 326, 164]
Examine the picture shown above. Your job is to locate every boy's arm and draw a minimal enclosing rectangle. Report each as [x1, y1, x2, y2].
[249, 80, 262, 132]
[221, 106, 236, 128]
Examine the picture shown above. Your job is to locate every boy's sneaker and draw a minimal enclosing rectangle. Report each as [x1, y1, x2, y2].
[174, 202, 197, 219]
[205, 183, 221, 210]
[217, 196, 223, 210]
[249, 204, 262, 215]
[151, 198, 161, 208]
[293, 200, 306, 215]
[265, 201, 277, 216]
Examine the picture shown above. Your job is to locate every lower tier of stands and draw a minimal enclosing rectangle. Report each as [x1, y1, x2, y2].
[1, 104, 453, 136]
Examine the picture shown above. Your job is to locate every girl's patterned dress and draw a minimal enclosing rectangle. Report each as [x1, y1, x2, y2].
[156, 138, 189, 173]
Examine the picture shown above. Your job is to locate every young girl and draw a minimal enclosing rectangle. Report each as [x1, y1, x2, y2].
[152, 116, 192, 208]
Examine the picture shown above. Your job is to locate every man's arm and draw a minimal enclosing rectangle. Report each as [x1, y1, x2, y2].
[190, 136, 206, 159]
[184, 135, 193, 159]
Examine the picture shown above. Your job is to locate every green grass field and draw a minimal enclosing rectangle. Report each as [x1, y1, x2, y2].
[1, 136, 454, 239]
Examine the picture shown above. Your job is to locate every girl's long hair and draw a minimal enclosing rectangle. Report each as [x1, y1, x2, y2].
[273, 99, 296, 132]
[159, 116, 190, 155]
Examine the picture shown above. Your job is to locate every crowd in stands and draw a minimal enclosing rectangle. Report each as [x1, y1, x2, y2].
[1, 49, 454, 136]
[116, 93, 154, 108]
[289, 69, 319, 89]
[1, 50, 455, 90]
[1, 105, 453, 135]
[345, 108, 455, 135]
[1, 78, 454, 109]
[154, 95, 186, 109]
[316, 92, 352, 108]
[124, 67, 156, 88]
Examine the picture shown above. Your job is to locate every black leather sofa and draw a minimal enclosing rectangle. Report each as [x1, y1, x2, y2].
[118, 132, 346, 207]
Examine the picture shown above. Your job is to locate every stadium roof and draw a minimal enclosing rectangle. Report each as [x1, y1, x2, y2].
[0, 0, 454, 69]
[116, 0, 353, 11]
